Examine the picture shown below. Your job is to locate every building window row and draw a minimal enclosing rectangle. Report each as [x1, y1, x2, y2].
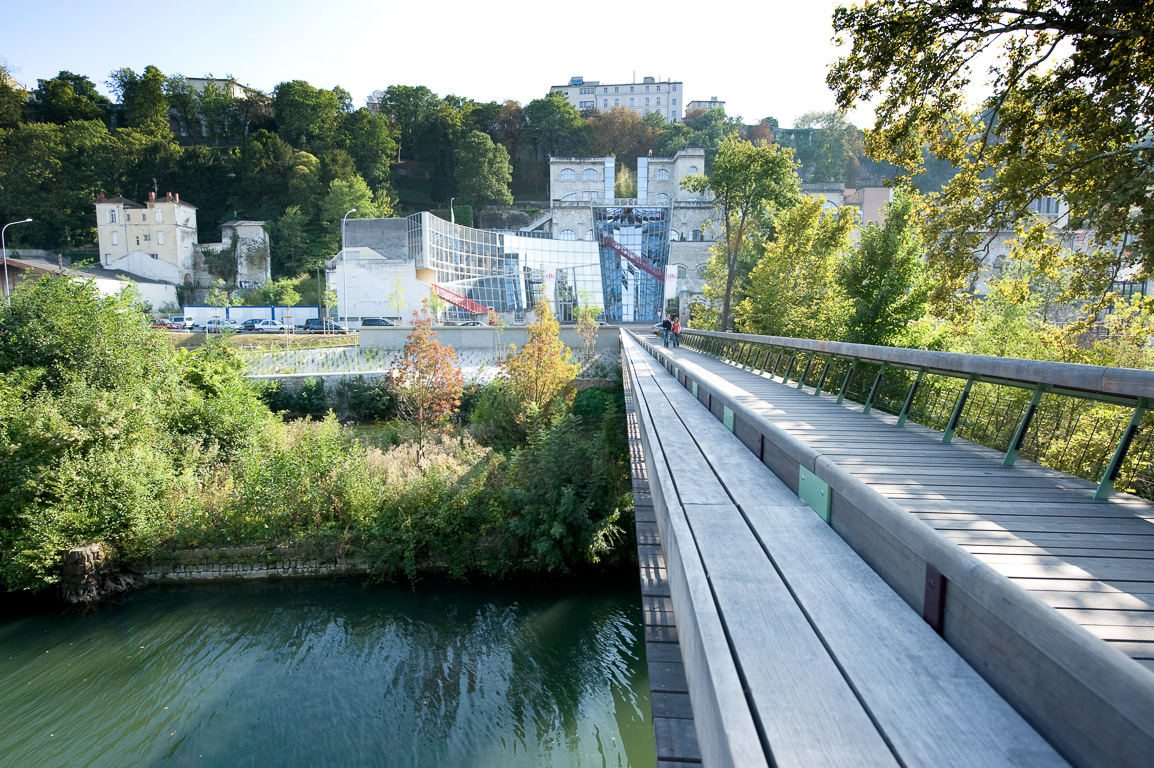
[579, 100, 595, 110]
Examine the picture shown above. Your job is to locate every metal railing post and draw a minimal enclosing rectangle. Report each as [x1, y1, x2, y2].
[814, 355, 834, 397]
[836, 359, 858, 404]
[1095, 398, 1148, 499]
[797, 355, 814, 389]
[943, 375, 977, 444]
[897, 368, 926, 427]
[782, 350, 799, 383]
[862, 363, 888, 415]
[1003, 384, 1046, 467]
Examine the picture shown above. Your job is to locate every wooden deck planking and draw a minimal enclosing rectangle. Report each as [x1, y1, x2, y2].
[659, 342, 1154, 672]
[627, 337, 1071, 768]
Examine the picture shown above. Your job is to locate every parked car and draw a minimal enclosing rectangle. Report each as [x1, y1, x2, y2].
[303, 318, 346, 333]
[238, 318, 264, 332]
[459, 320, 485, 327]
[151, 318, 170, 329]
[252, 319, 286, 333]
[166, 316, 195, 329]
[359, 317, 394, 327]
[205, 318, 239, 333]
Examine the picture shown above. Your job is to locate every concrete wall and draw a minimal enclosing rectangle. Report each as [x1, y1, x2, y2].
[140, 547, 368, 582]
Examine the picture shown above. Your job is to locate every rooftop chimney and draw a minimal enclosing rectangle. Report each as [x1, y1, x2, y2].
[166, 192, 173, 202]
[97, 192, 105, 202]
[148, 191, 155, 202]
[174, 193, 179, 203]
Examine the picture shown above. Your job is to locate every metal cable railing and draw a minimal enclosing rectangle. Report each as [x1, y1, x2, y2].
[677, 330, 1154, 500]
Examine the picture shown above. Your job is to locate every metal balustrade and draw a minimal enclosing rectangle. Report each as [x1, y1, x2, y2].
[679, 330, 1154, 500]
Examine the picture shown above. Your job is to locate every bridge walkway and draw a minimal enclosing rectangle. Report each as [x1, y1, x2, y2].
[623, 330, 1154, 768]
[622, 332, 1069, 768]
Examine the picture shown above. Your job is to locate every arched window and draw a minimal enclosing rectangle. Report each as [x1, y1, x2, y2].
[670, 229, 680, 241]
[585, 230, 594, 241]
[559, 229, 576, 241]
[583, 168, 598, 181]
[656, 169, 669, 181]
[687, 166, 699, 175]
[657, 193, 670, 203]
[561, 192, 577, 201]
[695, 264, 708, 278]
[560, 168, 575, 180]
[677, 265, 687, 279]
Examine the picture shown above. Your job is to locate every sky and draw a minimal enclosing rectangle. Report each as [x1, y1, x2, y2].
[0, 0, 877, 129]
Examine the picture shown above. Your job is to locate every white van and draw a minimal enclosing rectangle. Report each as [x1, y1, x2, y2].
[167, 316, 195, 329]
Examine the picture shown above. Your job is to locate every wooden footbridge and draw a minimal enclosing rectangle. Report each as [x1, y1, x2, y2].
[619, 329, 1154, 768]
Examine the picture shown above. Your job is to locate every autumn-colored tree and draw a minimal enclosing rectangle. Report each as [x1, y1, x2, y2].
[396, 300, 464, 463]
[503, 300, 579, 428]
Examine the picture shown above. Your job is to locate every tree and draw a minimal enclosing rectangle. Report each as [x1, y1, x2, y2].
[396, 300, 464, 464]
[30, 71, 109, 124]
[523, 92, 591, 159]
[587, 107, 656, 161]
[842, 188, 929, 346]
[793, 111, 865, 186]
[736, 196, 856, 340]
[272, 80, 346, 151]
[454, 130, 513, 219]
[830, 0, 1154, 307]
[0, 62, 24, 129]
[164, 74, 199, 136]
[336, 108, 395, 190]
[682, 135, 801, 330]
[108, 65, 169, 130]
[502, 299, 579, 429]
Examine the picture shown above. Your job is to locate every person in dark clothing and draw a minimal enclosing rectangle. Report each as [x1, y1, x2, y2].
[661, 315, 672, 347]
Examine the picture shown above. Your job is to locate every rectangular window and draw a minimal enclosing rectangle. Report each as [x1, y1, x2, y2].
[111, 232, 118, 245]
[614, 86, 618, 93]
[158, 231, 165, 245]
[603, 88, 607, 93]
[603, 100, 608, 107]
[673, 99, 677, 105]
[673, 85, 678, 92]
[109, 209, 118, 223]
[646, 85, 650, 92]
[657, 85, 662, 91]
[645, 98, 650, 106]
[143, 234, 150, 241]
[614, 99, 619, 106]
[630, 86, 634, 92]
[657, 98, 661, 106]
[629, 98, 634, 106]
[155, 209, 162, 222]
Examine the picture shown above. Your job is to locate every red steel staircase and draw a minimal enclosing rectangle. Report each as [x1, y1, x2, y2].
[432, 283, 490, 315]
[601, 237, 664, 281]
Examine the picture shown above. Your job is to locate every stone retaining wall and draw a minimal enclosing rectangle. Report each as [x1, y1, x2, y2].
[139, 547, 368, 583]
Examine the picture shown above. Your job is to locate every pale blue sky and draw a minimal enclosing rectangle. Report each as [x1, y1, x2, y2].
[2, 0, 878, 128]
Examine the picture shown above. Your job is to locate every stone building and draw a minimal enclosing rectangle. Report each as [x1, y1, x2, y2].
[95, 192, 270, 291]
[550, 75, 685, 123]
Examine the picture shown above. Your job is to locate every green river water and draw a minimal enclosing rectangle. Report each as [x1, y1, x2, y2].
[0, 578, 655, 767]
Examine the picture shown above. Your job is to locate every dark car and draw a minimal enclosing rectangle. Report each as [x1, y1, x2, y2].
[238, 318, 264, 332]
[360, 318, 394, 327]
[303, 318, 347, 333]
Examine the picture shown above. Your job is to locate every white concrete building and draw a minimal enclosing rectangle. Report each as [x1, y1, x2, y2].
[685, 97, 725, 114]
[95, 192, 270, 290]
[550, 75, 684, 123]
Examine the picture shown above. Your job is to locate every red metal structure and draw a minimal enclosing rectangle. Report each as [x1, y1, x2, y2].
[432, 283, 490, 315]
[601, 237, 664, 281]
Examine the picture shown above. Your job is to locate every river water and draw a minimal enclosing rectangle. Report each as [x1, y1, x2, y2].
[0, 578, 654, 767]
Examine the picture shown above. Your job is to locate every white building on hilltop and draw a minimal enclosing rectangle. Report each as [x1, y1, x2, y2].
[550, 75, 684, 123]
[95, 192, 270, 291]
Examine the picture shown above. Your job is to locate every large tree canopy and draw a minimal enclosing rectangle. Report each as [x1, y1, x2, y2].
[830, 0, 1154, 305]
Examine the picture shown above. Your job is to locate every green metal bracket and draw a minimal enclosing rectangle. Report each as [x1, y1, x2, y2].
[943, 375, 976, 444]
[897, 368, 926, 427]
[863, 363, 888, 415]
[836, 359, 858, 404]
[723, 405, 735, 433]
[814, 355, 834, 397]
[797, 356, 814, 389]
[799, 467, 831, 523]
[782, 350, 799, 383]
[1095, 397, 1148, 499]
[1003, 384, 1046, 467]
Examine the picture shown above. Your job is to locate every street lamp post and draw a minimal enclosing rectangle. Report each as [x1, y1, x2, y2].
[341, 208, 356, 329]
[2, 217, 33, 307]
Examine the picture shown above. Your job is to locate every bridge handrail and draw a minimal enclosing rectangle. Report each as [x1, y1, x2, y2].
[675, 329, 1152, 500]
[678, 329, 1154, 402]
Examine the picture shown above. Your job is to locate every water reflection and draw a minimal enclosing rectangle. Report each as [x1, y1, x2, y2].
[0, 579, 654, 767]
